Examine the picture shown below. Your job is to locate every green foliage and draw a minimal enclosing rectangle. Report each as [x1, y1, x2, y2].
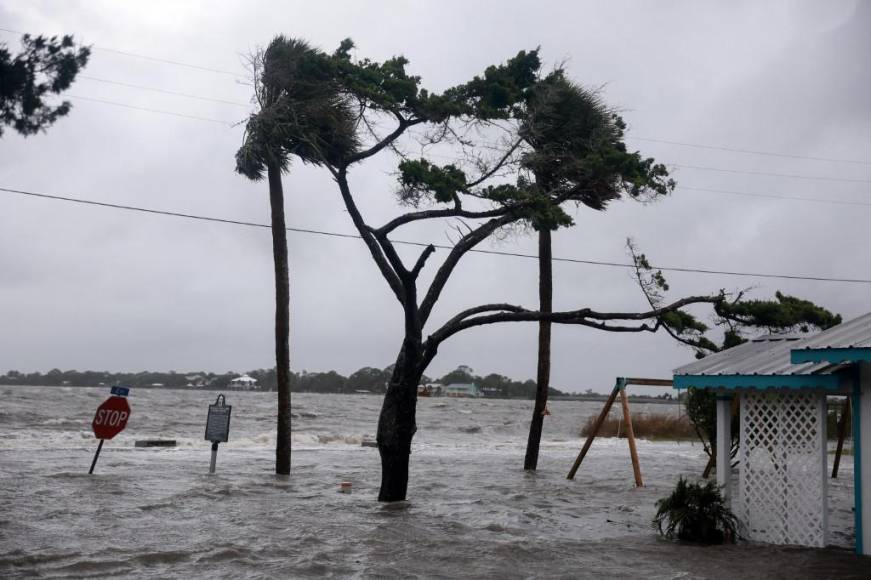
[0, 34, 90, 137]
[332, 39, 541, 123]
[440, 49, 541, 120]
[398, 159, 467, 204]
[236, 36, 359, 180]
[653, 477, 738, 544]
[517, 72, 673, 228]
[660, 310, 708, 335]
[716, 291, 842, 333]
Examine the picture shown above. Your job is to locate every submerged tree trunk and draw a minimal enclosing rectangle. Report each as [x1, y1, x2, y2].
[267, 162, 292, 475]
[377, 342, 424, 501]
[524, 228, 552, 470]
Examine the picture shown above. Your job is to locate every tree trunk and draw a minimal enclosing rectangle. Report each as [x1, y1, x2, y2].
[267, 162, 292, 475]
[524, 227, 552, 471]
[377, 343, 423, 501]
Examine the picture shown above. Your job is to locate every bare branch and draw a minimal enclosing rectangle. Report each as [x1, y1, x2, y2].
[410, 244, 436, 278]
[335, 170, 405, 303]
[344, 116, 424, 166]
[465, 138, 524, 188]
[627, 239, 721, 353]
[418, 212, 520, 325]
[375, 205, 512, 237]
[426, 294, 726, 350]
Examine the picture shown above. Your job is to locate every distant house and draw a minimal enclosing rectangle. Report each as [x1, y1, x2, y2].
[443, 383, 481, 398]
[229, 375, 259, 390]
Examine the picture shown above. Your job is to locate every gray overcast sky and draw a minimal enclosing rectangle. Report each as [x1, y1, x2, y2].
[1, 1, 869, 393]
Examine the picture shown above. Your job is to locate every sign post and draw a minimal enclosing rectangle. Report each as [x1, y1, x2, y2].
[89, 386, 131, 474]
[204, 394, 231, 473]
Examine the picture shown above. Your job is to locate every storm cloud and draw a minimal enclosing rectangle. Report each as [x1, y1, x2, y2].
[1, 1, 868, 393]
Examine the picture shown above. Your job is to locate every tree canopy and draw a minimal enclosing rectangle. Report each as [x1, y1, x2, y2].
[0, 34, 90, 137]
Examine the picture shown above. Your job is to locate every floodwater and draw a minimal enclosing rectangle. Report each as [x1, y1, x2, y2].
[0, 386, 866, 579]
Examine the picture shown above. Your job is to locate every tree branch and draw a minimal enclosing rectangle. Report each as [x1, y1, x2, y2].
[344, 115, 424, 166]
[426, 294, 725, 350]
[372, 229, 411, 280]
[335, 169, 405, 303]
[418, 212, 520, 325]
[464, 137, 524, 188]
[375, 205, 513, 236]
[410, 244, 436, 279]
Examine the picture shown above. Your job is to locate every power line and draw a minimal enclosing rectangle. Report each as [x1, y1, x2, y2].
[634, 137, 871, 167]
[0, 27, 246, 80]
[68, 95, 236, 126]
[79, 75, 250, 107]
[674, 163, 871, 185]
[678, 185, 871, 208]
[3, 185, 870, 285]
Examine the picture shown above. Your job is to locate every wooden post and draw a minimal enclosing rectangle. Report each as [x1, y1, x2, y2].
[620, 386, 643, 487]
[567, 381, 621, 480]
[832, 399, 851, 479]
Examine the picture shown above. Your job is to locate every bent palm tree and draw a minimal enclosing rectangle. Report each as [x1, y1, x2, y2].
[236, 36, 358, 474]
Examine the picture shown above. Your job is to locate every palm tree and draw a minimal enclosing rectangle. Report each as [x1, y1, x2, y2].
[236, 37, 358, 474]
[653, 477, 738, 543]
[520, 74, 671, 470]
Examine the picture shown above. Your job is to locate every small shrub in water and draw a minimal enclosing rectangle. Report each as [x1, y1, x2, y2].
[653, 477, 738, 544]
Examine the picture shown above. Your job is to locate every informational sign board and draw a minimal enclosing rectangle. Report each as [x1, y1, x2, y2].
[92, 396, 131, 440]
[205, 395, 231, 443]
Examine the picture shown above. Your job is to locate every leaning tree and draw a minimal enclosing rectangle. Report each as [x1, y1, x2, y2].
[247, 36, 738, 501]
[235, 37, 358, 474]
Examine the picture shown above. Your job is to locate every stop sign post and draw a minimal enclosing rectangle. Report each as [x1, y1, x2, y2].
[89, 387, 131, 474]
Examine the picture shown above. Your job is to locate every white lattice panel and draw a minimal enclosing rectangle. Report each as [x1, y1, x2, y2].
[737, 391, 827, 547]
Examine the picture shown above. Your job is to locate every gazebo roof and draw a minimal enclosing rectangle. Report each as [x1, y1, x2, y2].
[790, 311, 871, 364]
[671, 313, 871, 391]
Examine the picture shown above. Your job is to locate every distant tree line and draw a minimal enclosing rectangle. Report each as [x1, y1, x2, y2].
[0, 365, 568, 399]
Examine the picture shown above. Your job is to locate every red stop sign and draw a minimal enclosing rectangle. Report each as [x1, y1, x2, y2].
[92, 396, 131, 440]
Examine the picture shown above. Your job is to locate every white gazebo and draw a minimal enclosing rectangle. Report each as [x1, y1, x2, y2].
[673, 312, 871, 553]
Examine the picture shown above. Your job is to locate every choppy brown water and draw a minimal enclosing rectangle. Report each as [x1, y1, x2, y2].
[0, 387, 867, 579]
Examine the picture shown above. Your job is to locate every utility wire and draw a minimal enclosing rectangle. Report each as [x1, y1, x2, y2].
[3, 186, 870, 285]
[68, 95, 236, 126]
[678, 185, 871, 208]
[633, 137, 871, 167]
[79, 75, 250, 107]
[0, 27, 246, 80]
[675, 164, 871, 185]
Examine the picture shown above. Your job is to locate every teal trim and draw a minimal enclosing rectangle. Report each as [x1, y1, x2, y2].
[853, 369, 863, 555]
[672, 373, 840, 391]
[791, 347, 871, 364]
